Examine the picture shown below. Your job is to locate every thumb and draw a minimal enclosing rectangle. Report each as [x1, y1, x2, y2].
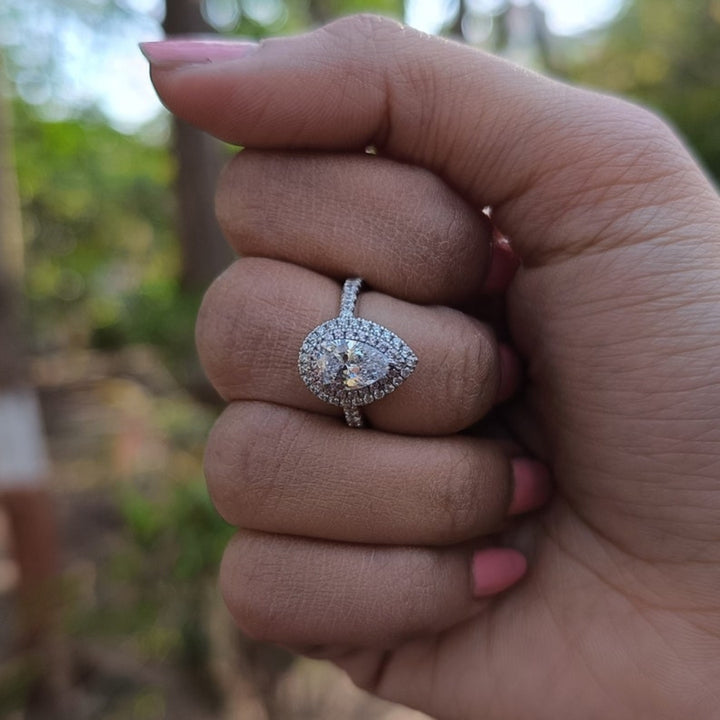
[141, 15, 715, 264]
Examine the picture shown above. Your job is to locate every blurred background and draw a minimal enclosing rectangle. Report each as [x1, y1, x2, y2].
[0, 0, 718, 718]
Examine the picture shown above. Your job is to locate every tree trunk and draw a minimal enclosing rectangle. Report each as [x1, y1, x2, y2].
[448, 0, 468, 39]
[0, 58, 23, 281]
[0, 52, 27, 384]
[307, 0, 334, 25]
[163, 0, 234, 291]
[0, 54, 69, 707]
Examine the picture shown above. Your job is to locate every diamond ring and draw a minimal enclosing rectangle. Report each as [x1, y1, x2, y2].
[298, 279, 418, 428]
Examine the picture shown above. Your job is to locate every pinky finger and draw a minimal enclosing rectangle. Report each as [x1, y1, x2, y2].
[220, 530, 527, 650]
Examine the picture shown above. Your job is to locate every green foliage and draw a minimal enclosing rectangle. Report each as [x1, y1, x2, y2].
[121, 486, 164, 549]
[299, 0, 404, 21]
[91, 279, 202, 386]
[215, 0, 404, 37]
[567, 0, 720, 181]
[118, 389, 224, 578]
[0, 658, 38, 716]
[69, 474, 233, 690]
[169, 480, 234, 580]
[13, 101, 178, 350]
[120, 478, 233, 581]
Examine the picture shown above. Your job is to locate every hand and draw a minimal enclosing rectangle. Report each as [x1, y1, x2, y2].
[143, 16, 720, 719]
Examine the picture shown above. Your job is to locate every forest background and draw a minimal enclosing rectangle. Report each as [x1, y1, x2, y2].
[0, 0, 718, 718]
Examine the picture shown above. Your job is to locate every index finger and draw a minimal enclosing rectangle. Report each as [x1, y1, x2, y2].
[143, 16, 710, 265]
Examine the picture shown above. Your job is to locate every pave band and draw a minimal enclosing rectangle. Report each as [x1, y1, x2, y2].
[298, 279, 418, 428]
[339, 277, 362, 317]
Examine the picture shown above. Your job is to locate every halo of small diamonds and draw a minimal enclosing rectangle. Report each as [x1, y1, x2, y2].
[298, 316, 417, 408]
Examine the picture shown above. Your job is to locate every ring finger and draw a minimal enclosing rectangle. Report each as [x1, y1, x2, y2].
[197, 258, 521, 435]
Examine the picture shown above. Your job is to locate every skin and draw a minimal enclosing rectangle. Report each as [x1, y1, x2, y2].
[143, 15, 720, 720]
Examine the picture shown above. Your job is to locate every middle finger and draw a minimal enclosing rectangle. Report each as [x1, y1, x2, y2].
[205, 402, 551, 546]
[215, 150, 496, 305]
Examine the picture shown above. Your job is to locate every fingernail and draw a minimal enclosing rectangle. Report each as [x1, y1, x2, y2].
[139, 39, 259, 68]
[471, 548, 527, 597]
[482, 236, 521, 293]
[509, 458, 552, 515]
[497, 343, 522, 403]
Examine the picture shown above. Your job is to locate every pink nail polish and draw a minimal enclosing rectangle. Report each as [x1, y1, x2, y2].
[497, 343, 522, 403]
[482, 237, 521, 293]
[471, 548, 527, 597]
[139, 39, 258, 68]
[508, 458, 552, 515]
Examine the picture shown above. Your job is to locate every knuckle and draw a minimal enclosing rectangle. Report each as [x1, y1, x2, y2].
[230, 590, 284, 645]
[613, 102, 679, 160]
[613, 97, 671, 140]
[410, 175, 486, 289]
[214, 151, 276, 247]
[324, 13, 404, 45]
[220, 535, 291, 644]
[428, 444, 507, 541]
[203, 409, 236, 517]
[452, 322, 497, 421]
[430, 453, 485, 541]
[435, 205, 486, 298]
[237, 408, 304, 515]
[194, 258, 281, 398]
[204, 403, 258, 524]
[582, 95, 687, 178]
[195, 264, 244, 394]
[388, 551, 451, 637]
[205, 403, 302, 527]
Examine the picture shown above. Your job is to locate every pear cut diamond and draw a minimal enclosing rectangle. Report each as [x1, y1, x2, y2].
[317, 339, 389, 390]
[298, 317, 417, 408]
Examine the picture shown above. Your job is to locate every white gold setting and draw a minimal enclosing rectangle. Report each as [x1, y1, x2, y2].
[298, 279, 418, 428]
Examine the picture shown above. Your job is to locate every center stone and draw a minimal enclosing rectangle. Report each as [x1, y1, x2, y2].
[316, 339, 389, 390]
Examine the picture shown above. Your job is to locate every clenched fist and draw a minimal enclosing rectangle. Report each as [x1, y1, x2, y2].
[143, 16, 720, 720]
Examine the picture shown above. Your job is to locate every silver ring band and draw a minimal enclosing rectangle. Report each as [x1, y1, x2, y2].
[339, 277, 362, 317]
[298, 278, 418, 428]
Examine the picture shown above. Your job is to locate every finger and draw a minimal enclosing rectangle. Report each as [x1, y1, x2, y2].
[141, 18, 712, 265]
[216, 151, 495, 305]
[204, 402, 551, 545]
[484, 232, 521, 294]
[220, 529, 527, 648]
[197, 258, 518, 435]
